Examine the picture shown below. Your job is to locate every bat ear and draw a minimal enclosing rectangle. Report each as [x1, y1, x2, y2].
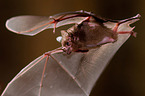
[60, 30, 69, 45]
[56, 36, 62, 43]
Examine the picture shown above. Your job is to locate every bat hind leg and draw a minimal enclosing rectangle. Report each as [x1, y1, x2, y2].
[118, 26, 136, 37]
[118, 31, 137, 37]
[113, 23, 136, 37]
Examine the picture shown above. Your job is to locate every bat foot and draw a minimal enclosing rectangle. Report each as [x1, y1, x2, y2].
[118, 26, 137, 37]
[118, 31, 137, 37]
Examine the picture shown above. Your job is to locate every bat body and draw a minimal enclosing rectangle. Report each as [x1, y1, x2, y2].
[61, 18, 118, 54]
[2, 11, 140, 96]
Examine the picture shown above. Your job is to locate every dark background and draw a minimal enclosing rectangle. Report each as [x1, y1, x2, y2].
[0, 0, 144, 96]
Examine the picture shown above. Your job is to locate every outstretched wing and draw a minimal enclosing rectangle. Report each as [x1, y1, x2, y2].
[1, 34, 131, 96]
[6, 11, 93, 36]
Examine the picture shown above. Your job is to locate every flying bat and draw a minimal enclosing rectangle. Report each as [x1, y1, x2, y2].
[2, 10, 140, 96]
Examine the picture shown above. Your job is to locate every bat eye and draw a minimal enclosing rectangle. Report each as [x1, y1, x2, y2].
[56, 36, 62, 43]
[66, 42, 70, 46]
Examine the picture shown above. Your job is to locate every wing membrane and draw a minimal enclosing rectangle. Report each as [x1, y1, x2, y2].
[6, 11, 91, 36]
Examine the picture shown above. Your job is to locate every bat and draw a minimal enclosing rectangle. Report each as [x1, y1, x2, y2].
[2, 10, 140, 96]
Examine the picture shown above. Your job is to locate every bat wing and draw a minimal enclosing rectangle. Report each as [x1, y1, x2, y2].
[6, 11, 91, 36]
[1, 34, 131, 96]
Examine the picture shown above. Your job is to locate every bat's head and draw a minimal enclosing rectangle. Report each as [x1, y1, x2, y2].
[59, 29, 72, 54]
